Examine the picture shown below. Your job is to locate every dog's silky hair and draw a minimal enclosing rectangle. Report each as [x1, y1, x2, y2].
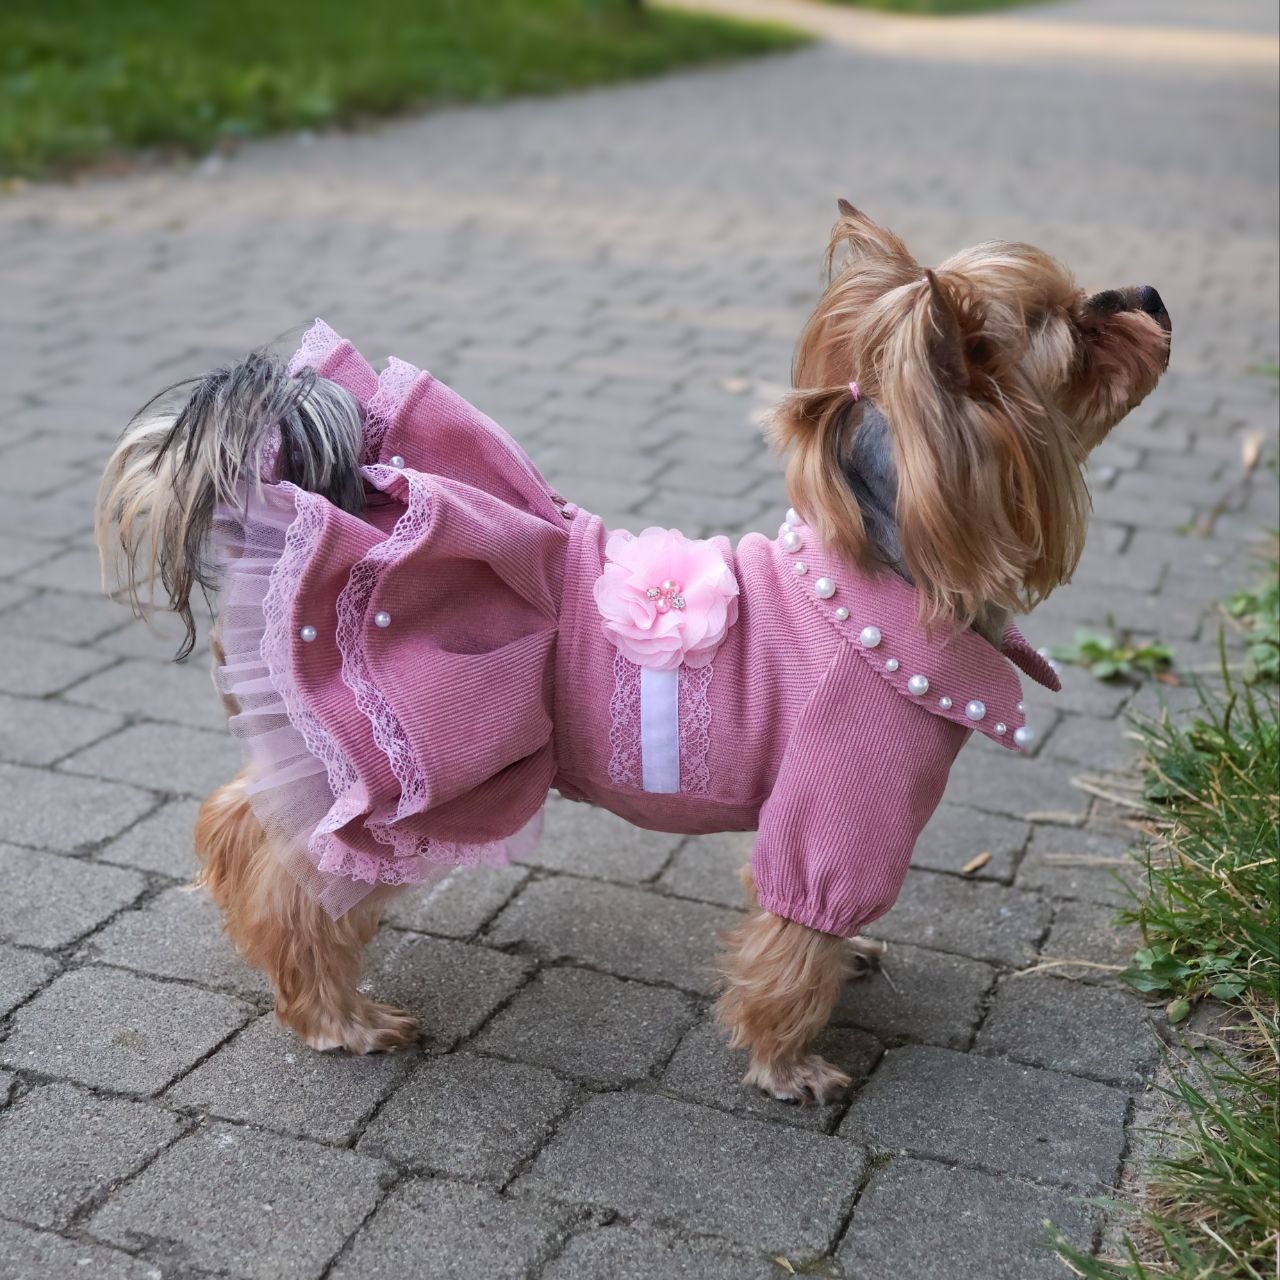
[96, 353, 366, 659]
[774, 202, 1170, 627]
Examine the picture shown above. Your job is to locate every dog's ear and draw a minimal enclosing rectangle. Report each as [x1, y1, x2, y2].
[921, 269, 970, 392]
[828, 202, 915, 274]
[876, 272, 1088, 623]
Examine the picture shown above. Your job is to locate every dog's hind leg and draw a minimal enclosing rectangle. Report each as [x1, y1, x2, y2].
[195, 773, 417, 1053]
[715, 869, 852, 1104]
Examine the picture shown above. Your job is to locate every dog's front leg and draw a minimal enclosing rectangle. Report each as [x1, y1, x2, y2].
[715, 905, 852, 1105]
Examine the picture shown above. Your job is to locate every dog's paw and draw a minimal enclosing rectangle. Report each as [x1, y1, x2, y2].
[846, 935, 885, 978]
[745, 1053, 851, 1106]
[296, 1000, 419, 1055]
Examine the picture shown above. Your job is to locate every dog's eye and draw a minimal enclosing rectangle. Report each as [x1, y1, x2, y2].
[1084, 289, 1125, 316]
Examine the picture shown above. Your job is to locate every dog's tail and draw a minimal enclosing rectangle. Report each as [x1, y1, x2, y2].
[95, 351, 366, 659]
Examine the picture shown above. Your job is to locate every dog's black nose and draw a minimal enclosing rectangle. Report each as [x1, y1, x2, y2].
[1137, 285, 1166, 317]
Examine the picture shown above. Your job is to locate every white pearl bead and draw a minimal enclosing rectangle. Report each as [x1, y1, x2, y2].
[1013, 726, 1034, 748]
[299, 625, 317, 643]
[793, 561, 808, 576]
[939, 696, 953, 710]
[1037, 646, 1051, 658]
[374, 611, 392, 629]
[859, 626, 881, 649]
[814, 576, 836, 599]
[995, 722, 1007, 735]
[1017, 701, 1024, 713]
[885, 658, 899, 673]
[781, 529, 803, 553]
[389, 455, 405, 468]
[834, 607, 849, 622]
[907, 674, 929, 696]
[965, 700, 986, 721]
[785, 507, 801, 527]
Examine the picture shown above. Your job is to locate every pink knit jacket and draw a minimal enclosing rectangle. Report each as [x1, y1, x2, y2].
[214, 322, 1058, 934]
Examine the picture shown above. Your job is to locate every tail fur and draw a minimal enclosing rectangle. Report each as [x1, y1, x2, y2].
[95, 350, 366, 659]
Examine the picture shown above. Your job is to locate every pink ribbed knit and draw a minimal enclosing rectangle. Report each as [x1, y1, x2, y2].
[215, 321, 1058, 935]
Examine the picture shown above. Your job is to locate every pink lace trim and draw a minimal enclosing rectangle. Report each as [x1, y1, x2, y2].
[335, 464, 431, 825]
[287, 318, 344, 377]
[607, 650, 644, 788]
[363, 356, 420, 464]
[260, 489, 360, 817]
[678, 663, 713, 795]
[605, 651, 714, 794]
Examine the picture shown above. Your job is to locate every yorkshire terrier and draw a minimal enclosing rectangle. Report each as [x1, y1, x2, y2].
[96, 204, 1170, 1103]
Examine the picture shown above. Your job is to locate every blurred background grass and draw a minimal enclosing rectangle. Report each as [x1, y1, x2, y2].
[0, 0, 807, 178]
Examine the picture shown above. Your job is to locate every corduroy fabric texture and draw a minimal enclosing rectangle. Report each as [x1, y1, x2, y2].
[214, 322, 1057, 935]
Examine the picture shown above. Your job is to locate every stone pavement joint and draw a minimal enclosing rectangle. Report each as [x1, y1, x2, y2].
[0, 0, 1276, 1274]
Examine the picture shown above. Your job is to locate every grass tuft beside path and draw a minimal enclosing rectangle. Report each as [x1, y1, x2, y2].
[0, 0, 807, 178]
[1054, 569, 1280, 1279]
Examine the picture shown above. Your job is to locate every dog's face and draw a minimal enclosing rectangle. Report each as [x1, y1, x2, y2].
[775, 203, 1171, 625]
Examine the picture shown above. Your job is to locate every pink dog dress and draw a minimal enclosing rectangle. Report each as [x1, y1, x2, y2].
[215, 321, 1059, 932]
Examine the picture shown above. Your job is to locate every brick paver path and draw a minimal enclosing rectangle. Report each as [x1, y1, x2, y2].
[1, 1, 1276, 1276]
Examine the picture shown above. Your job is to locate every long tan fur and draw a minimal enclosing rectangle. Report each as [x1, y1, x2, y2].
[195, 773, 416, 1053]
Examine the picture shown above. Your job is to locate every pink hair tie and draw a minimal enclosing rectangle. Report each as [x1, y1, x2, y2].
[848, 381, 861, 402]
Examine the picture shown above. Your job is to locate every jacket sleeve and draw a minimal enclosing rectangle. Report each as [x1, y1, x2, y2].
[751, 648, 968, 936]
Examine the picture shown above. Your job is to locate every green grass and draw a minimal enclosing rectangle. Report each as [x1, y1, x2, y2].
[1050, 627, 1176, 684]
[0, 0, 807, 178]
[1052, 598, 1280, 1277]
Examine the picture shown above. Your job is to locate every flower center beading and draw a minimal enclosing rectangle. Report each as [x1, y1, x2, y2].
[646, 579, 686, 613]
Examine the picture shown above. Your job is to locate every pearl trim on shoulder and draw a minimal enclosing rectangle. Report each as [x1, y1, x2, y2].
[775, 513, 1035, 748]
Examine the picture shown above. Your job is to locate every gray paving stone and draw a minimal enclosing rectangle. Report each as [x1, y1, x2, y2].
[474, 965, 696, 1085]
[869, 872, 1051, 967]
[0, 1081, 184, 1228]
[0, 846, 145, 947]
[83, 885, 270, 998]
[658, 829, 755, 907]
[362, 931, 532, 1050]
[0, 967, 253, 1094]
[331, 1179, 574, 1280]
[832, 941, 995, 1049]
[661, 1017, 881, 1131]
[0, 589, 130, 645]
[65, 657, 225, 730]
[911, 803, 1030, 883]
[546, 1223, 784, 1280]
[0, 630, 117, 697]
[487, 878, 739, 994]
[383, 863, 529, 937]
[0, 762, 153, 851]
[841, 1045, 1128, 1189]
[90, 1123, 390, 1280]
[14, 546, 108, 596]
[1043, 900, 1144, 985]
[357, 1052, 576, 1179]
[520, 1092, 866, 1253]
[525, 795, 683, 882]
[0, 692, 125, 766]
[947, 750, 1091, 823]
[97, 798, 202, 879]
[1017, 820, 1142, 905]
[0, 943, 58, 1015]
[1046, 713, 1144, 772]
[0, 1220, 161, 1280]
[60, 721, 242, 798]
[837, 1157, 1099, 1280]
[166, 1014, 411, 1142]
[977, 976, 1160, 1086]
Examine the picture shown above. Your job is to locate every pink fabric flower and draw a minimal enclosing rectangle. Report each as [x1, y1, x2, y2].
[594, 527, 739, 671]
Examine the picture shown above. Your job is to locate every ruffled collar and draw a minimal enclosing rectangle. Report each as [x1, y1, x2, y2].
[776, 510, 1057, 750]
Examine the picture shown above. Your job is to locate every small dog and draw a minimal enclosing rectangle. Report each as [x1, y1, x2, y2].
[97, 204, 1169, 1103]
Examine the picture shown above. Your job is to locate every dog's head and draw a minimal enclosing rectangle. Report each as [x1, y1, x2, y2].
[774, 202, 1171, 626]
